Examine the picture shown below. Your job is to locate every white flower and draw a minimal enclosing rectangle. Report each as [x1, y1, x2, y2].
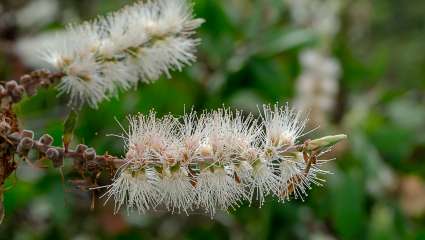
[16, 0, 58, 28]
[294, 50, 341, 125]
[125, 111, 178, 164]
[262, 104, 307, 151]
[285, 0, 343, 38]
[30, 0, 204, 108]
[103, 167, 160, 214]
[279, 152, 330, 202]
[104, 105, 335, 217]
[195, 166, 246, 217]
[157, 166, 196, 214]
[247, 159, 280, 207]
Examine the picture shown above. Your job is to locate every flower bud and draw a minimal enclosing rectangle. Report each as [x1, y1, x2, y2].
[20, 137, 34, 150]
[86, 161, 98, 171]
[306, 134, 347, 152]
[20, 74, 32, 84]
[46, 148, 59, 160]
[76, 144, 88, 153]
[14, 86, 25, 95]
[39, 134, 54, 145]
[0, 86, 6, 96]
[5, 81, 18, 91]
[22, 130, 34, 139]
[46, 148, 63, 168]
[17, 137, 34, 155]
[83, 148, 96, 161]
[10, 86, 24, 102]
[0, 121, 11, 135]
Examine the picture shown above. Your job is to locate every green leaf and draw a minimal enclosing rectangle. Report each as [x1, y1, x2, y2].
[63, 110, 79, 150]
[330, 170, 366, 239]
[256, 29, 316, 56]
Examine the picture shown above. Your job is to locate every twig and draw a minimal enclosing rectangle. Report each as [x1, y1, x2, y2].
[0, 69, 64, 109]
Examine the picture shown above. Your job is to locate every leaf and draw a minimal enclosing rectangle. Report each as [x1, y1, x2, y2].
[329, 170, 366, 239]
[63, 110, 78, 151]
[256, 29, 316, 57]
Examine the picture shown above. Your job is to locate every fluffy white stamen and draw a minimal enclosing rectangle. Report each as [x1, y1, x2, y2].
[27, 0, 204, 108]
[104, 105, 334, 217]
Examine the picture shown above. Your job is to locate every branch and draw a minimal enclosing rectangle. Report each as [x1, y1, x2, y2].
[5, 130, 126, 174]
[0, 69, 64, 109]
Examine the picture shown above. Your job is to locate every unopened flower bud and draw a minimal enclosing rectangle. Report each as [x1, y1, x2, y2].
[17, 137, 34, 155]
[31, 69, 49, 78]
[46, 148, 63, 168]
[76, 144, 88, 153]
[20, 137, 34, 149]
[20, 75, 32, 84]
[0, 86, 6, 96]
[87, 161, 98, 171]
[46, 147, 59, 160]
[15, 86, 25, 95]
[306, 134, 347, 152]
[10, 86, 24, 102]
[39, 134, 54, 145]
[22, 130, 34, 139]
[83, 148, 96, 161]
[5, 81, 18, 91]
[0, 121, 11, 135]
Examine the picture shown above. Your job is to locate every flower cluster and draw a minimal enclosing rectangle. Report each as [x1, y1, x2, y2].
[105, 105, 334, 217]
[285, 0, 343, 126]
[40, 0, 204, 108]
[295, 50, 340, 125]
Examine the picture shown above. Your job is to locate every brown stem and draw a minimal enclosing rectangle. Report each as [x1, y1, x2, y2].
[6, 130, 126, 172]
[0, 69, 64, 109]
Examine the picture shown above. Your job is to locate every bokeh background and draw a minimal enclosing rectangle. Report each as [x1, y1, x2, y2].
[1, 0, 425, 239]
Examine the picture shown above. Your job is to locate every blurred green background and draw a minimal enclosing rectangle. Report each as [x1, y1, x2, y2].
[1, 0, 425, 239]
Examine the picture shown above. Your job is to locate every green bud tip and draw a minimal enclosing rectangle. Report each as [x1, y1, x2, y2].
[307, 134, 347, 151]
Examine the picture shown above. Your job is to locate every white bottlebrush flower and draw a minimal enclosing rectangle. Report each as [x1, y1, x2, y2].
[19, 0, 204, 108]
[279, 154, 312, 201]
[104, 105, 340, 217]
[285, 0, 343, 38]
[127, 167, 161, 213]
[295, 49, 341, 125]
[103, 167, 160, 214]
[125, 111, 178, 164]
[195, 165, 246, 217]
[16, 0, 58, 29]
[248, 159, 281, 207]
[157, 166, 196, 214]
[279, 152, 331, 202]
[16, 32, 61, 70]
[285, 0, 344, 126]
[262, 104, 307, 152]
